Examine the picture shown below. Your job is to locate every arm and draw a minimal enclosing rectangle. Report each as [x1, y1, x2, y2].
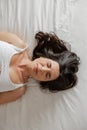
[0, 32, 26, 48]
[0, 87, 27, 105]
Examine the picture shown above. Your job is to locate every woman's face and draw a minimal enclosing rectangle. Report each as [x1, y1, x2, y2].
[31, 57, 60, 81]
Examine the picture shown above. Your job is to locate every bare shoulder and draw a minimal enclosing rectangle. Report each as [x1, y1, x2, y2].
[0, 31, 27, 49]
[14, 86, 27, 92]
[0, 87, 27, 104]
[0, 86, 27, 95]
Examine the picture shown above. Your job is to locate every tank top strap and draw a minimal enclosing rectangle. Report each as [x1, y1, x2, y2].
[14, 82, 28, 89]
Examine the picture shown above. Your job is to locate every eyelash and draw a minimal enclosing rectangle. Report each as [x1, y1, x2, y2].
[46, 62, 51, 79]
[47, 62, 51, 68]
[46, 72, 50, 79]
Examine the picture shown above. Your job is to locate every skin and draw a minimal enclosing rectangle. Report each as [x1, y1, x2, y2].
[0, 32, 27, 104]
[0, 32, 60, 104]
[21, 57, 60, 82]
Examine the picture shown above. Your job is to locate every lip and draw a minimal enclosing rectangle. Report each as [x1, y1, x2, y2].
[34, 63, 38, 74]
[21, 71, 26, 83]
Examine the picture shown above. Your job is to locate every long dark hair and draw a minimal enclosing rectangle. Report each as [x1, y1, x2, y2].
[32, 31, 80, 92]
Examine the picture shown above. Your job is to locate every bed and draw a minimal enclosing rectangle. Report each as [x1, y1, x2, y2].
[0, 0, 87, 130]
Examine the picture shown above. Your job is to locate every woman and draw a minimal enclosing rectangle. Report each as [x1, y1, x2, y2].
[0, 31, 80, 104]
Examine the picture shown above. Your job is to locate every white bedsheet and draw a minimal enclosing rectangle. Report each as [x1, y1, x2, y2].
[0, 0, 87, 130]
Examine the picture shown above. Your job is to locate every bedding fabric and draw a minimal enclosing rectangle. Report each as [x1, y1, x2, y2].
[0, 0, 87, 130]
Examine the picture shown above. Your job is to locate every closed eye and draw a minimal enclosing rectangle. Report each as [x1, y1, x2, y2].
[46, 72, 51, 79]
[47, 62, 51, 68]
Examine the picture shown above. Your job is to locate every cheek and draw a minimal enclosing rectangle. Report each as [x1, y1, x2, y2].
[35, 73, 46, 81]
[35, 59, 47, 65]
[38, 62, 45, 66]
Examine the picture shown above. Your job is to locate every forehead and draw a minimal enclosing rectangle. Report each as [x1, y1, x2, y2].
[50, 60, 59, 80]
[40, 57, 56, 64]
[39, 57, 53, 62]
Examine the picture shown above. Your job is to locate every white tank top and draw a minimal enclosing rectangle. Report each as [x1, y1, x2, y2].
[0, 40, 29, 92]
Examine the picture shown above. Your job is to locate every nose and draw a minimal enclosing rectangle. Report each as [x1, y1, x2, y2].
[39, 66, 50, 73]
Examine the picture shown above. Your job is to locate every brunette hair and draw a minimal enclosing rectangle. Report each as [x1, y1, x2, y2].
[32, 31, 80, 92]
